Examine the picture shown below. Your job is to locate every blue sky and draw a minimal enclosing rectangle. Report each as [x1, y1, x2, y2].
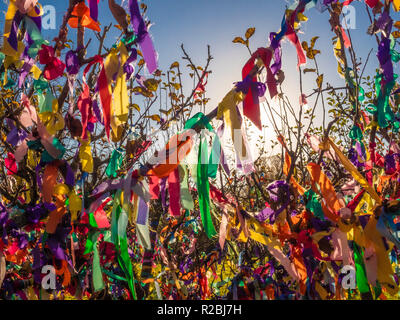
[2, 0, 399, 150]
[1, 0, 387, 102]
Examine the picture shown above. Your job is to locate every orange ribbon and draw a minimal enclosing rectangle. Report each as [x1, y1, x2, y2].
[148, 132, 193, 178]
[46, 194, 67, 234]
[68, 2, 100, 32]
[307, 163, 341, 223]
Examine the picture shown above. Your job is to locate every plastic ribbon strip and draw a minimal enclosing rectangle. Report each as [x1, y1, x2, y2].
[217, 89, 250, 163]
[323, 138, 382, 205]
[241, 48, 277, 130]
[68, 2, 100, 32]
[128, 0, 158, 74]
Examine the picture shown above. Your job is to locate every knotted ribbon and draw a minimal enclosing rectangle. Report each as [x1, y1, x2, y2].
[128, 0, 158, 74]
[241, 48, 277, 130]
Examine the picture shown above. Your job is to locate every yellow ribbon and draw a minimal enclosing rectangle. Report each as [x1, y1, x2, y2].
[38, 98, 65, 135]
[333, 38, 345, 79]
[79, 136, 93, 173]
[68, 190, 81, 222]
[393, 0, 400, 11]
[112, 43, 129, 128]
[104, 43, 130, 141]
[364, 216, 399, 295]
[217, 89, 247, 160]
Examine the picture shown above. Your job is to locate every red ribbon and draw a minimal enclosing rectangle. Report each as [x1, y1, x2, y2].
[38, 44, 66, 81]
[85, 55, 112, 140]
[285, 6, 307, 68]
[168, 167, 181, 216]
[78, 58, 101, 139]
[194, 72, 209, 99]
[148, 175, 160, 200]
[5, 152, 17, 175]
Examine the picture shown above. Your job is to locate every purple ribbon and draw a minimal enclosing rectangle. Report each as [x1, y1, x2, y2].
[255, 181, 291, 224]
[348, 147, 364, 169]
[63, 161, 75, 187]
[124, 49, 138, 80]
[384, 153, 400, 174]
[8, 11, 23, 51]
[26, 204, 44, 224]
[91, 179, 123, 197]
[136, 198, 149, 225]
[0, 203, 8, 244]
[89, 0, 99, 22]
[160, 177, 168, 210]
[269, 31, 282, 75]
[376, 11, 392, 33]
[65, 50, 80, 75]
[10, 229, 28, 250]
[377, 12, 394, 83]
[378, 37, 394, 83]
[18, 40, 36, 88]
[129, 0, 158, 74]
[92, 100, 104, 125]
[236, 74, 266, 98]
[6, 119, 27, 146]
[47, 237, 66, 260]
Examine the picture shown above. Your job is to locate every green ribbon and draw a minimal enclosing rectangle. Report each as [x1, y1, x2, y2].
[34, 77, 50, 112]
[24, 16, 48, 59]
[391, 50, 400, 63]
[352, 242, 370, 294]
[34, 77, 49, 92]
[196, 136, 217, 239]
[106, 148, 124, 178]
[84, 231, 104, 292]
[344, 68, 365, 103]
[41, 137, 66, 163]
[122, 34, 137, 46]
[178, 165, 194, 211]
[38, 91, 56, 113]
[373, 71, 397, 128]
[101, 268, 128, 282]
[390, 34, 400, 63]
[374, 281, 382, 299]
[27, 136, 65, 163]
[184, 112, 221, 178]
[0, 52, 5, 67]
[184, 113, 219, 239]
[111, 190, 137, 299]
[89, 212, 98, 228]
[349, 125, 363, 143]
